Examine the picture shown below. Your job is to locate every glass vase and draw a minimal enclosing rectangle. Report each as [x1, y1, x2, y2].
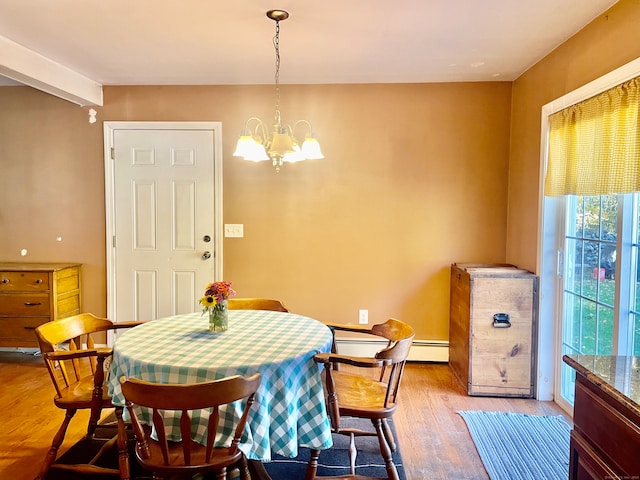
[208, 299, 228, 332]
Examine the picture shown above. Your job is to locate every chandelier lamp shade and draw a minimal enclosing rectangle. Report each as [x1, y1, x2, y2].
[233, 10, 324, 172]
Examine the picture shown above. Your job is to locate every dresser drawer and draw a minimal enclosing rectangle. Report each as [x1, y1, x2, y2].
[0, 293, 51, 316]
[0, 317, 48, 346]
[0, 271, 50, 291]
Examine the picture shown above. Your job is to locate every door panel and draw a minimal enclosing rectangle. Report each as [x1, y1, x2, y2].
[135, 270, 157, 321]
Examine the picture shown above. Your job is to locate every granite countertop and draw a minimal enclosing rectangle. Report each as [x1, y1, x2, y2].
[563, 354, 640, 415]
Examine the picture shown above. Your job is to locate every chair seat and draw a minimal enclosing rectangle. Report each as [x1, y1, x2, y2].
[333, 371, 396, 418]
[136, 426, 243, 474]
[54, 376, 112, 409]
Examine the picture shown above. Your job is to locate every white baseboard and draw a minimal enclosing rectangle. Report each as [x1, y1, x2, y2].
[334, 338, 449, 363]
[0, 344, 106, 354]
[0, 347, 40, 354]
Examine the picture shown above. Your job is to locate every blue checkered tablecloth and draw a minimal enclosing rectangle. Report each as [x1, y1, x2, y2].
[106, 310, 334, 461]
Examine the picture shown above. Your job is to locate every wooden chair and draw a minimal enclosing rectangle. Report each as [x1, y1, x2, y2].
[227, 297, 289, 312]
[34, 312, 143, 480]
[305, 318, 415, 480]
[121, 372, 262, 480]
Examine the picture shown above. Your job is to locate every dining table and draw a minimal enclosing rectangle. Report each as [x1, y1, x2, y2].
[106, 309, 334, 462]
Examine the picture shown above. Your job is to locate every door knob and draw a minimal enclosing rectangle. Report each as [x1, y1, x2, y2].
[201, 251, 211, 260]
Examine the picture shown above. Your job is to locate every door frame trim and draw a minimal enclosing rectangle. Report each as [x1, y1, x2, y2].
[103, 121, 223, 322]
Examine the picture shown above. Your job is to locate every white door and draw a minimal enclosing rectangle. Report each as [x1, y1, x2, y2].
[104, 122, 223, 322]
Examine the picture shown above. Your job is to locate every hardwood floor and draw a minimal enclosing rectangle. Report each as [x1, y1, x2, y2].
[0, 351, 570, 480]
[395, 363, 570, 479]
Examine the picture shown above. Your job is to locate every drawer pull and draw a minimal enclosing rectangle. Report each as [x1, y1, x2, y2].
[493, 313, 511, 328]
[35, 279, 43, 284]
[23, 326, 36, 330]
[1, 279, 8, 284]
[24, 302, 42, 307]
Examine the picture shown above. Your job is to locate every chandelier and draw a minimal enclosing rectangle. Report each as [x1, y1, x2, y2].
[233, 9, 323, 173]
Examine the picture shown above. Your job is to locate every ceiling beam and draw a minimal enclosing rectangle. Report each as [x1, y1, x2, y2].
[0, 35, 102, 106]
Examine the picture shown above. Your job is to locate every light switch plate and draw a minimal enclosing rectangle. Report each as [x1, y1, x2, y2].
[224, 224, 244, 238]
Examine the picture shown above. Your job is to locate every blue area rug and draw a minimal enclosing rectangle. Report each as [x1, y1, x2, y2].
[263, 417, 407, 480]
[458, 411, 571, 480]
[49, 416, 406, 479]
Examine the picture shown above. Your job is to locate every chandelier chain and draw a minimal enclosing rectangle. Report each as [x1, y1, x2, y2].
[273, 19, 281, 123]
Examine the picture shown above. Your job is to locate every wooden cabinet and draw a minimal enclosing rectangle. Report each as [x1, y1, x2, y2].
[563, 355, 640, 480]
[449, 263, 537, 397]
[0, 263, 81, 347]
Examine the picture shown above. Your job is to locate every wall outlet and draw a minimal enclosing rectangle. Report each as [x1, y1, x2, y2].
[358, 309, 368, 324]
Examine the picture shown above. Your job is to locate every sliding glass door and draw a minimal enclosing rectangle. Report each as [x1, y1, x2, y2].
[558, 193, 640, 405]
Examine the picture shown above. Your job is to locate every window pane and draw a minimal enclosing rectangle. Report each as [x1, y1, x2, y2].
[583, 196, 601, 240]
[598, 244, 615, 305]
[600, 243, 616, 282]
[579, 298, 597, 354]
[560, 358, 576, 404]
[632, 196, 640, 354]
[582, 241, 602, 298]
[565, 238, 581, 294]
[575, 196, 584, 234]
[633, 313, 640, 356]
[563, 292, 582, 352]
[600, 196, 617, 239]
[633, 244, 640, 353]
[596, 304, 614, 354]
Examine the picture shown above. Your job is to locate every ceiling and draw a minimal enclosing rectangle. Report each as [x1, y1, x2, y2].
[0, 0, 618, 89]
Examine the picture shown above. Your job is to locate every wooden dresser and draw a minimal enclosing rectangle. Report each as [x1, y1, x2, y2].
[0, 263, 81, 347]
[563, 354, 640, 480]
[449, 263, 538, 397]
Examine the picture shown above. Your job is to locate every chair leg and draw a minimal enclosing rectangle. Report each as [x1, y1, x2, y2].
[348, 431, 357, 475]
[305, 449, 321, 480]
[382, 418, 397, 452]
[373, 418, 399, 480]
[35, 408, 77, 480]
[232, 455, 249, 480]
[247, 459, 272, 480]
[115, 406, 131, 480]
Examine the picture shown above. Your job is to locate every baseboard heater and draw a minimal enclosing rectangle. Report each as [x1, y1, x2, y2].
[334, 337, 449, 363]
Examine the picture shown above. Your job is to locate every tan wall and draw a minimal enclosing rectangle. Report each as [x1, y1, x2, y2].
[0, 82, 512, 340]
[507, 0, 640, 271]
[0, 88, 107, 315]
